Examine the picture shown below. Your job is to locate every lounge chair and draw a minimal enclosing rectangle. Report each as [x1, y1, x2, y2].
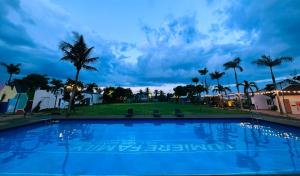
[126, 108, 134, 118]
[153, 109, 161, 117]
[174, 108, 184, 117]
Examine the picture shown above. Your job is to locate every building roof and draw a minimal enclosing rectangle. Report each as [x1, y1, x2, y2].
[283, 84, 300, 91]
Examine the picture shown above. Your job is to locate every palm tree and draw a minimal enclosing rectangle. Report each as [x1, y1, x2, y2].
[210, 71, 225, 107]
[59, 33, 98, 113]
[213, 85, 231, 95]
[192, 77, 199, 86]
[252, 55, 293, 114]
[198, 68, 208, 92]
[85, 83, 98, 105]
[0, 63, 21, 84]
[238, 80, 259, 108]
[154, 90, 159, 99]
[213, 85, 231, 107]
[210, 71, 225, 94]
[223, 57, 243, 109]
[50, 79, 64, 109]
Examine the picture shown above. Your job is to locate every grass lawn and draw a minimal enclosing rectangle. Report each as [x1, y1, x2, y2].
[68, 102, 248, 116]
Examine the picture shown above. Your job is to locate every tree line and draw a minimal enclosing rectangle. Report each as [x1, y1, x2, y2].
[172, 55, 294, 113]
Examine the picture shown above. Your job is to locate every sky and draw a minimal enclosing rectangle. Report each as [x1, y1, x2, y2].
[0, 0, 300, 93]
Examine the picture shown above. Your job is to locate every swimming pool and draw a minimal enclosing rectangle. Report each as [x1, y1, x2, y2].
[0, 119, 300, 175]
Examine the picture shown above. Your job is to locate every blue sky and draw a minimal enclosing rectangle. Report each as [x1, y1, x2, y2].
[0, 0, 300, 92]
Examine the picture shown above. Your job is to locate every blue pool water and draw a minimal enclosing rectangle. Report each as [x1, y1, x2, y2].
[0, 119, 300, 175]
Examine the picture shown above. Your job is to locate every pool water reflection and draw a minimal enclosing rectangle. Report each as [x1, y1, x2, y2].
[0, 119, 300, 175]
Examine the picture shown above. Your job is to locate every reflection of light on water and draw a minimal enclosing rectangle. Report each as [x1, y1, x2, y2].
[59, 133, 63, 138]
[239, 122, 300, 141]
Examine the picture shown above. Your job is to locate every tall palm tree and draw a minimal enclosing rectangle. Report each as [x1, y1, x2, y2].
[252, 55, 293, 114]
[223, 57, 243, 109]
[210, 71, 225, 94]
[198, 68, 208, 92]
[0, 63, 21, 84]
[238, 80, 259, 108]
[60, 33, 98, 113]
[50, 79, 64, 109]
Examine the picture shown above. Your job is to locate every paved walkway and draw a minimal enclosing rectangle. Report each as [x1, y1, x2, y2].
[252, 109, 300, 119]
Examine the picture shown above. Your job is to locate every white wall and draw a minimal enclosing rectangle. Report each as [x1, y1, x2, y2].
[275, 95, 300, 115]
[251, 94, 273, 110]
[32, 90, 66, 110]
[82, 93, 102, 105]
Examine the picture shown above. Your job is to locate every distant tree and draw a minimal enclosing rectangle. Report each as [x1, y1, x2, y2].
[12, 74, 49, 100]
[102, 87, 133, 103]
[102, 87, 115, 103]
[59, 33, 98, 112]
[0, 63, 21, 84]
[173, 86, 187, 103]
[185, 84, 197, 103]
[210, 71, 225, 107]
[145, 88, 151, 100]
[223, 57, 243, 109]
[50, 79, 64, 108]
[213, 85, 231, 95]
[238, 80, 259, 108]
[195, 84, 205, 97]
[212, 85, 231, 107]
[210, 71, 225, 94]
[158, 90, 166, 102]
[198, 68, 209, 93]
[154, 90, 159, 99]
[192, 77, 199, 85]
[252, 55, 293, 114]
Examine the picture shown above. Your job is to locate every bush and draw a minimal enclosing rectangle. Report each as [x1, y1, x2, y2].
[271, 105, 278, 111]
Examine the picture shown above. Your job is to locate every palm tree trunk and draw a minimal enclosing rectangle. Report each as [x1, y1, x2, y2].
[270, 66, 284, 114]
[217, 79, 222, 107]
[204, 77, 208, 94]
[68, 69, 80, 113]
[8, 74, 12, 84]
[54, 93, 58, 109]
[13, 93, 21, 113]
[234, 68, 243, 110]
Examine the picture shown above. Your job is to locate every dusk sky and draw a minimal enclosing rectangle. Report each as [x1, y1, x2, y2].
[0, 0, 299, 92]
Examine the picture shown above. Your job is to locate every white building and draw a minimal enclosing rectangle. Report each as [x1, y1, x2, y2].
[252, 79, 300, 115]
[251, 94, 273, 110]
[32, 89, 67, 111]
[82, 93, 103, 105]
[274, 85, 300, 115]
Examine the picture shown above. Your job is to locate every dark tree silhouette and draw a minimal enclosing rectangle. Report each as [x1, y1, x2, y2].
[210, 71, 225, 94]
[0, 63, 21, 84]
[252, 55, 293, 114]
[224, 57, 243, 109]
[59, 33, 98, 113]
[50, 79, 64, 108]
[198, 67, 209, 92]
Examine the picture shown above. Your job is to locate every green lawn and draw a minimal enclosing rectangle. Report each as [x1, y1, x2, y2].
[68, 102, 247, 116]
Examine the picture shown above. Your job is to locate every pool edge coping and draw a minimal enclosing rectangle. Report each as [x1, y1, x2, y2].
[1, 113, 300, 131]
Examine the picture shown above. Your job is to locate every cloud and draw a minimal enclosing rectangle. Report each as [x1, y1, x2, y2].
[1, 0, 300, 92]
